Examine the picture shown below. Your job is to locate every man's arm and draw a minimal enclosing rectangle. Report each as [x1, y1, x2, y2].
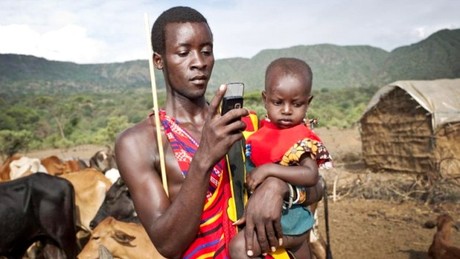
[115, 121, 205, 258]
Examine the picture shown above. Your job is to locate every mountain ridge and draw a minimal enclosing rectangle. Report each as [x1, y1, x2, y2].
[1, 28, 459, 96]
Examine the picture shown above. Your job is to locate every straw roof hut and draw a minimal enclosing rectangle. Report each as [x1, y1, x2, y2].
[359, 79, 460, 181]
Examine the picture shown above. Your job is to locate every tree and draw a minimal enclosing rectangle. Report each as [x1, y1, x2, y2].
[34, 95, 87, 142]
[92, 116, 131, 145]
[106, 116, 130, 144]
[0, 130, 33, 158]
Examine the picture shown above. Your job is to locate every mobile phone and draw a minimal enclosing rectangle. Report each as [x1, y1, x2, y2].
[221, 82, 244, 115]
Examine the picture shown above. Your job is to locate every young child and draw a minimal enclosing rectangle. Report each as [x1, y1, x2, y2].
[230, 57, 332, 259]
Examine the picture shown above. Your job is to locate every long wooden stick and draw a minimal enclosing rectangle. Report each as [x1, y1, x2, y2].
[144, 13, 169, 197]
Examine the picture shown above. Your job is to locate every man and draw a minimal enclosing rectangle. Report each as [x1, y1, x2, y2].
[115, 6, 323, 258]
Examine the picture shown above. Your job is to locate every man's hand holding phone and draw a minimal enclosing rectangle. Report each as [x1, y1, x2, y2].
[221, 82, 244, 115]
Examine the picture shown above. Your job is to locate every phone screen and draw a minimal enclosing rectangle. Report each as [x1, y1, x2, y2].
[221, 82, 244, 115]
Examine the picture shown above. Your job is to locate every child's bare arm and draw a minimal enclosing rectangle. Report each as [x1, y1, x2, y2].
[246, 156, 319, 192]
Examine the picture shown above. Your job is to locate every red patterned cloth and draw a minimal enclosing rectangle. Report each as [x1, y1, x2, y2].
[159, 110, 237, 259]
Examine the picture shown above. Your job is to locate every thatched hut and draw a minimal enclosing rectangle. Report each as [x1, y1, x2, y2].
[359, 79, 460, 181]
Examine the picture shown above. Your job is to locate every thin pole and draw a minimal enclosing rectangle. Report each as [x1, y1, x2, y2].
[144, 13, 169, 197]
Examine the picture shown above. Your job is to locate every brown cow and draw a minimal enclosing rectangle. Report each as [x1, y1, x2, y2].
[41, 155, 86, 176]
[63, 158, 88, 172]
[60, 168, 113, 233]
[428, 214, 460, 259]
[41, 155, 66, 176]
[78, 217, 165, 259]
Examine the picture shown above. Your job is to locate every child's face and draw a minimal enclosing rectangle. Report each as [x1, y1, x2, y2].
[263, 73, 312, 129]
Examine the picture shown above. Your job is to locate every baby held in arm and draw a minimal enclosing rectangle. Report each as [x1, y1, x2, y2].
[230, 57, 332, 259]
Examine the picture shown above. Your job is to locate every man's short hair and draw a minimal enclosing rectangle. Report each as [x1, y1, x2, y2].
[151, 6, 209, 55]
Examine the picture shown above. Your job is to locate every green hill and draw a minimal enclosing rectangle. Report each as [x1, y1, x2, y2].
[214, 44, 389, 91]
[1, 28, 459, 97]
[380, 28, 460, 82]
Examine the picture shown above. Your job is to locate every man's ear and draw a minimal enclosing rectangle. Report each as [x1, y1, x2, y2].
[153, 52, 163, 70]
[307, 95, 314, 105]
[261, 90, 267, 104]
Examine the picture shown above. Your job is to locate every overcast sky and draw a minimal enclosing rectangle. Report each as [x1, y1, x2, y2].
[1, 0, 458, 64]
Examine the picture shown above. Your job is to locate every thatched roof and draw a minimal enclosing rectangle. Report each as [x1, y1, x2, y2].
[362, 78, 460, 130]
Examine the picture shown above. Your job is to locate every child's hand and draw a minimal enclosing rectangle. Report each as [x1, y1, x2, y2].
[245, 165, 268, 193]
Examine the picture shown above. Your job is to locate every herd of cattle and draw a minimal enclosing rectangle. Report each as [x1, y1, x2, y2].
[0, 149, 164, 259]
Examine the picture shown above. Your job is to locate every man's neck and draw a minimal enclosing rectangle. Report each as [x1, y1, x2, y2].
[165, 97, 208, 125]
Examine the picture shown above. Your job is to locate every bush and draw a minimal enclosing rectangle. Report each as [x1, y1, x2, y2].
[0, 130, 33, 157]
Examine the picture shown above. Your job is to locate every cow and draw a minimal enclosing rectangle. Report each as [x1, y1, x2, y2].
[40, 155, 66, 176]
[0, 154, 21, 181]
[104, 168, 121, 184]
[78, 217, 165, 259]
[428, 214, 460, 259]
[60, 168, 113, 233]
[41, 155, 87, 176]
[90, 177, 139, 230]
[9, 156, 48, 180]
[89, 147, 117, 173]
[63, 158, 89, 173]
[0, 173, 77, 259]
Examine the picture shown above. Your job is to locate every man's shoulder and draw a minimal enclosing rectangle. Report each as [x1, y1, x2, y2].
[114, 117, 161, 168]
[116, 118, 157, 146]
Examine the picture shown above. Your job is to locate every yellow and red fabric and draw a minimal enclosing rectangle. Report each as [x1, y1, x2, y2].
[160, 110, 236, 258]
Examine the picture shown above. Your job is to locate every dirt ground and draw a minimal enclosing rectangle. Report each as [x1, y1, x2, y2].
[21, 127, 460, 259]
[313, 127, 460, 259]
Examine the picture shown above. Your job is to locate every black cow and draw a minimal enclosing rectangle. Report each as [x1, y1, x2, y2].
[89, 177, 139, 229]
[0, 173, 77, 259]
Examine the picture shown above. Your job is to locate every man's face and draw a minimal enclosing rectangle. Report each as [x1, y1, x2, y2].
[161, 22, 214, 99]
